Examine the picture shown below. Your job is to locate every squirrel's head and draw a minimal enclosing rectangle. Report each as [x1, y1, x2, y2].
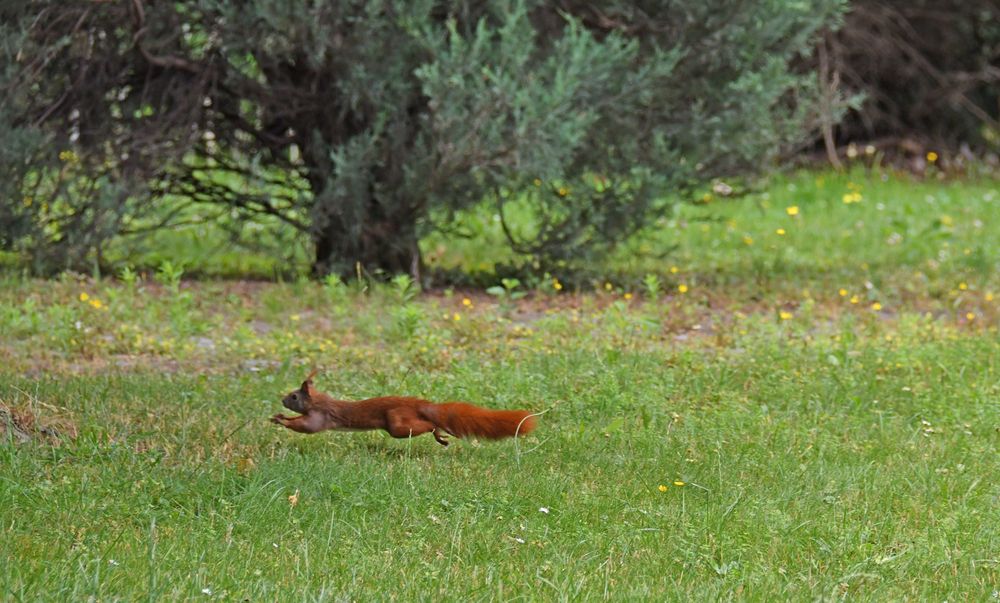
[282, 370, 318, 413]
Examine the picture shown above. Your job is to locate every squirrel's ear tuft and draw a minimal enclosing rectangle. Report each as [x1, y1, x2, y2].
[301, 369, 318, 394]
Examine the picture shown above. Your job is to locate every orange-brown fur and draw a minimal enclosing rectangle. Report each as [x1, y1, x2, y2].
[271, 371, 536, 446]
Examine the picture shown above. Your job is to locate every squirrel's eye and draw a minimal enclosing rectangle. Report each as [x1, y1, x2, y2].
[291, 393, 299, 400]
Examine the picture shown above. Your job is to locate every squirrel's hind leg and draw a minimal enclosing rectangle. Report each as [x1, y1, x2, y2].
[385, 408, 437, 442]
[432, 429, 450, 446]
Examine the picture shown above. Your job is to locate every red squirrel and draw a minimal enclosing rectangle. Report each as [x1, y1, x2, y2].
[271, 371, 536, 446]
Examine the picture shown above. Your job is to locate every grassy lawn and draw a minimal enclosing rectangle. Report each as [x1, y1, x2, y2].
[2, 170, 1000, 600]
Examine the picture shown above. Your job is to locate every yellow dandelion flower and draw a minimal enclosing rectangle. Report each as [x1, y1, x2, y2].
[79, 292, 89, 302]
[775, 228, 786, 235]
[838, 288, 848, 297]
[850, 295, 860, 304]
[658, 484, 668, 492]
[290, 314, 300, 321]
[742, 235, 754, 245]
[786, 205, 799, 216]
[604, 282, 613, 291]
[669, 266, 679, 274]
[926, 151, 938, 163]
[985, 292, 994, 302]
[462, 297, 473, 307]
[89, 299, 103, 309]
[958, 282, 968, 291]
[702, 193, 713, 203]
[779, 310, 793, 320]
[966, 312, 976, 321]
[553, 279, 563, 291]
[623, 292, 633, 300]
[871, 302, 882, 311]
[673, 480, 685, 487]
[452, 313, 461, 322]
[557, 187, 569, 197]
[940, 215, 953, 226]
[678, 284, 689, 294]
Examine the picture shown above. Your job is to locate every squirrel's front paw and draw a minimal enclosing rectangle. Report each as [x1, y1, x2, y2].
[270, 414, 287, 424]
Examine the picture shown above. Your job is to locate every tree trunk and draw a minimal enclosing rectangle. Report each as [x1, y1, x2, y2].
[310, 207, 423, 281]
[297, 95, 426, 281]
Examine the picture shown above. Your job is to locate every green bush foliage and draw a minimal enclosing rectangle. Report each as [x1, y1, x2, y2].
[1, 0, 843, 276]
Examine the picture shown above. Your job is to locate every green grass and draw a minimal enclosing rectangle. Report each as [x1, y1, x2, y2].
[3, 169, 1000, 600]
[426, 168, 1000, 293]
[80, 168, 1000, 293]
[3, 332, 999, 599]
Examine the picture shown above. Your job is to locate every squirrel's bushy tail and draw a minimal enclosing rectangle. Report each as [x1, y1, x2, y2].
[421, 403, 536, 439]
